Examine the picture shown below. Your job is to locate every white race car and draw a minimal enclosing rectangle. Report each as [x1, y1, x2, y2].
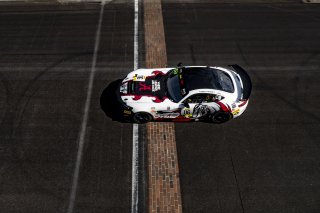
[116, 64, 252, 124]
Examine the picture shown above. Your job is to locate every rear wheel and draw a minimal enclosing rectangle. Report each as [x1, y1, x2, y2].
[133, 112, 153, 124]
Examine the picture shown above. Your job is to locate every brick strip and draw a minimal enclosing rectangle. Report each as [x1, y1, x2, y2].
[144, 0, 183, 212]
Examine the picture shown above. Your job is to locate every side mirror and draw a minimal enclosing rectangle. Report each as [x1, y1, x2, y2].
[184, 102, 190, 108]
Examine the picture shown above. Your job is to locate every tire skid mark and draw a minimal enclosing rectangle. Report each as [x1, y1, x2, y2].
[0, 54, 91, 202]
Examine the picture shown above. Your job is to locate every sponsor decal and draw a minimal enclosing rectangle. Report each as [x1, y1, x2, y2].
[139, 82, 151, 91]
[123, 110, 132, 115]
[172, 68, 179, 75]
[156, 113, 180, 119]
[232, 108, 240, 115]
[120, 82, 128, 94]
[152, 80, 161, 92]
[133, 74, 146, 81]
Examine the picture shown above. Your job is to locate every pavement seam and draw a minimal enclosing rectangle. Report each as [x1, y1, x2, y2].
[144, 0, 183, 212]
[230, 154, 245, 213]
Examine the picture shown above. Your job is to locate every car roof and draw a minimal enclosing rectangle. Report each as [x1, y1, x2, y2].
[182, 67, 235, 93]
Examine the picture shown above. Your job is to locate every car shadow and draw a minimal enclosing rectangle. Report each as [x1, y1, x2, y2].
[100, 79, 133, 123]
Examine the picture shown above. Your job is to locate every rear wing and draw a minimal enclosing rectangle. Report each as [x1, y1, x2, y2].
[228, 64, 252, 100]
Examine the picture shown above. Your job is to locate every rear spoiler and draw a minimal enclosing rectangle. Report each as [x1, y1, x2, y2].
[228, 64, 252, 100]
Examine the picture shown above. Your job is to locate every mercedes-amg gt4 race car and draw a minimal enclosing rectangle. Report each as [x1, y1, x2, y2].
[116, 64, 252, 124]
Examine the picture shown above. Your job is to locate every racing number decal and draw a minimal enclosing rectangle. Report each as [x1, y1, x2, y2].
[181, 108, 192, 118]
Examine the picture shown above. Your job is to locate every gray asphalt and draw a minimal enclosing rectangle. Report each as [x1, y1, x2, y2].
[1, 1, 320, 213]
[163, 2, 320, 213]
[0, 2, 134, 213]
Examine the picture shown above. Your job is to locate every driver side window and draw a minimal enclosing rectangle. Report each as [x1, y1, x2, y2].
[184, 93, 223, 103]
[185, 94, 208, 103]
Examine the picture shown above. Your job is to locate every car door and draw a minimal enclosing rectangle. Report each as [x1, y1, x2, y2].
[181, 93, 221, 119]
[153, 101, 182, 119]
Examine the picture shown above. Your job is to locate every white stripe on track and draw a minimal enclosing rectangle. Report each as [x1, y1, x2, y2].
[67, 2, 105, 213]
[132, 0, 139, 212]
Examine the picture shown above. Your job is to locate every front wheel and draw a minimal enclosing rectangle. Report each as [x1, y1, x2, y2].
[133, 112, 153, 124]
[210, 112, 232, 124]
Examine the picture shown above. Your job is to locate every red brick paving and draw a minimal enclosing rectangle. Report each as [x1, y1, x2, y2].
[144, 0, 183, 212]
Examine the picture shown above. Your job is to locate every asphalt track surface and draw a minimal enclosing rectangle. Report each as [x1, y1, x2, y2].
[163, 2, 320, 213]
[0, 2, 134, 212]
[0, 1, 320, 213]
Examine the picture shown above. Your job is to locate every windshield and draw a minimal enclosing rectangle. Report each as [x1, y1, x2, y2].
[166, 74, 183, 102]
[182, 67, 234, 93]
[215, 70, 234, 93]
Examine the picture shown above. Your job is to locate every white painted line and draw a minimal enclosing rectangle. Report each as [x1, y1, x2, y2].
[67, 1, 105, 213]
[57, 0, 113, 2]
[131, 0, 139, 213]
[133, 0, 139, 71]
[302, 0, 320, 3]
[131, 124, 139, 213]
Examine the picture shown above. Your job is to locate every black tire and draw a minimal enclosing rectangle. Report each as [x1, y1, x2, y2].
[210, 112, 232, 124]
[133, 112, 153, 124]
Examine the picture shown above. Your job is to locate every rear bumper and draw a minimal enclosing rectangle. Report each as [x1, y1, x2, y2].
[100, 79, 133, 122]
[116, 81, 134, 119]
